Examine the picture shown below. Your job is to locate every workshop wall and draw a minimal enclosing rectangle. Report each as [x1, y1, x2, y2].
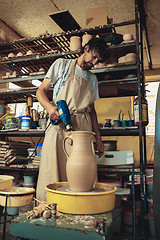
[95, 97, 154, 163]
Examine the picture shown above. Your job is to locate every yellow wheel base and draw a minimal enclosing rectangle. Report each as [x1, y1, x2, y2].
[45, 182, 117, 214]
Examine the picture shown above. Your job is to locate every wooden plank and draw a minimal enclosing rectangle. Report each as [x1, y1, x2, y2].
[49, 10, 81, 31]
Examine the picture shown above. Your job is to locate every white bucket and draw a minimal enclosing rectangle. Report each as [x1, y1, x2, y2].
[21, 115, 31, 129]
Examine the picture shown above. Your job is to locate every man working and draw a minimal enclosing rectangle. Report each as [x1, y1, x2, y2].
[36, 37, 110, 201]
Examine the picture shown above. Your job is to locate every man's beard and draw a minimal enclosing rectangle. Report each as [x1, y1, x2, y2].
[83, 61, 94, 70]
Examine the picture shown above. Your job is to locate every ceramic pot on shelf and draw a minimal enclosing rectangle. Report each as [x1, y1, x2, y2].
[63, 131, 97, 192]
[70, 36, 81, 51]
[82, 34, 93, 47]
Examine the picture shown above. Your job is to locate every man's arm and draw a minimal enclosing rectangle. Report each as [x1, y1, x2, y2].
[36, 78, 59, 121]
[89, 103, 104, 157]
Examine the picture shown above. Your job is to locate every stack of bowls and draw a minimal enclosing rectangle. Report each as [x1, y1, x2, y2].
[125, 53, 137, 64]
[118, 56, 126, 64]
[118, 53, 137, 64]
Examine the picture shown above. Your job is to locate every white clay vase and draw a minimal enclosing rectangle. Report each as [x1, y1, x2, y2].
[63, 131, 97, 192]
[70, 36, 81, 51]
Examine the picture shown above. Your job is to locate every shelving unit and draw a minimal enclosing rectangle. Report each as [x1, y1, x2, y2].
[0, 0, 147, 238]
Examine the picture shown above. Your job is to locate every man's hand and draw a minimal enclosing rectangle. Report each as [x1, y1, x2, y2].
[95, 137, 104, 158]
[48, 105, 59, 121]
[36, 78, 60, 121]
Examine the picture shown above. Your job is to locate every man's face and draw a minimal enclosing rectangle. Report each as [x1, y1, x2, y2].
[83, 49, 103, 70]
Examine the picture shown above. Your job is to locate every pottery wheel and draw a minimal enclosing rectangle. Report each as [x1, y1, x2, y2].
[56, 186, 106, 193]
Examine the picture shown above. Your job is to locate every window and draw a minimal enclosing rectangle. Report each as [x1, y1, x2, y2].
[145, 82, 159, 135]
[8, 81, 43, 117]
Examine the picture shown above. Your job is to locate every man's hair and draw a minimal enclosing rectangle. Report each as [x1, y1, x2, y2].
[82, 37, 110, 62]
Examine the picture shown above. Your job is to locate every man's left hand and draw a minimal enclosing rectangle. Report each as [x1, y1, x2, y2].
[95, 138, 104, 158]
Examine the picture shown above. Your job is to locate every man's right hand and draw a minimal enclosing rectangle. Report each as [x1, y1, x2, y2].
[48, 105, 59, 121]
[36, 78, 60, 121]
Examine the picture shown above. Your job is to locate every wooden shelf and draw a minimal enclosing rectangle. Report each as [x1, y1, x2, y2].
[0, 128, 142, 137]
[100, 127, 142, 136]
[0, 165, 39, 171]
[0, 129, 45, 137]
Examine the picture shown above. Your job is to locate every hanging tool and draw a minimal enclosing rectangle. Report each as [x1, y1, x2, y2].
[50, 100, 72, 131]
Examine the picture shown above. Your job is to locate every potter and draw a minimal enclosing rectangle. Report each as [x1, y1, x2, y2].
[63, 131, 97, 192]
[36, 38, 110, 201]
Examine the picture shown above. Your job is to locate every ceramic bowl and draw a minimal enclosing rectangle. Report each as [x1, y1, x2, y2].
[17, 52, 23, 57]
[8, 53, 15, 58]
[26, 50, 33, 55]
[127, 74, 136, 78]
[125, 53, 136, 58]
[118, 56, 126, 63]
[39, 67, 45, 73]
[125, 57, 136, 64]
[125, 53, 136, 64]
[123, 34, 133, 41]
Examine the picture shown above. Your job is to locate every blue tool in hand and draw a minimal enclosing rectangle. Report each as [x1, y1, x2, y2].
[50, 100, 72, 131]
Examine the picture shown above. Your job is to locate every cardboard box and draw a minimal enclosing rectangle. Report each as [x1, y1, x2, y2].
[86, 6, 108, 28]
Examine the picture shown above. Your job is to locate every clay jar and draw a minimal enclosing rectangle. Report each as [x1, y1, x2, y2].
[63, 131, 97, 192]
[70, 36, 81, 51]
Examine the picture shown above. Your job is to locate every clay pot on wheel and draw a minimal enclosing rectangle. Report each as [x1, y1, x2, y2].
[63, 131, 97, 192]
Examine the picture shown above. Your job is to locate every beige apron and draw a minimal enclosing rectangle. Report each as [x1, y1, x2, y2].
[36, 59, 94, 201]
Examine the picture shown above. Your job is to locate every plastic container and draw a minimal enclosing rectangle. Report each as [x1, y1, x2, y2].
[21, 115, 31, 129]
[31, 121, 38, 129]
[23, 175, 34, 184]
[35, 143, 43, 156]
[121, 120, 128, 127]
[113, 120, 121, 127]
[17, 116, 22, 128]
[28, 148, 36, 158]
[7, 207, 19, 216]
[128, 119, 134, 126]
